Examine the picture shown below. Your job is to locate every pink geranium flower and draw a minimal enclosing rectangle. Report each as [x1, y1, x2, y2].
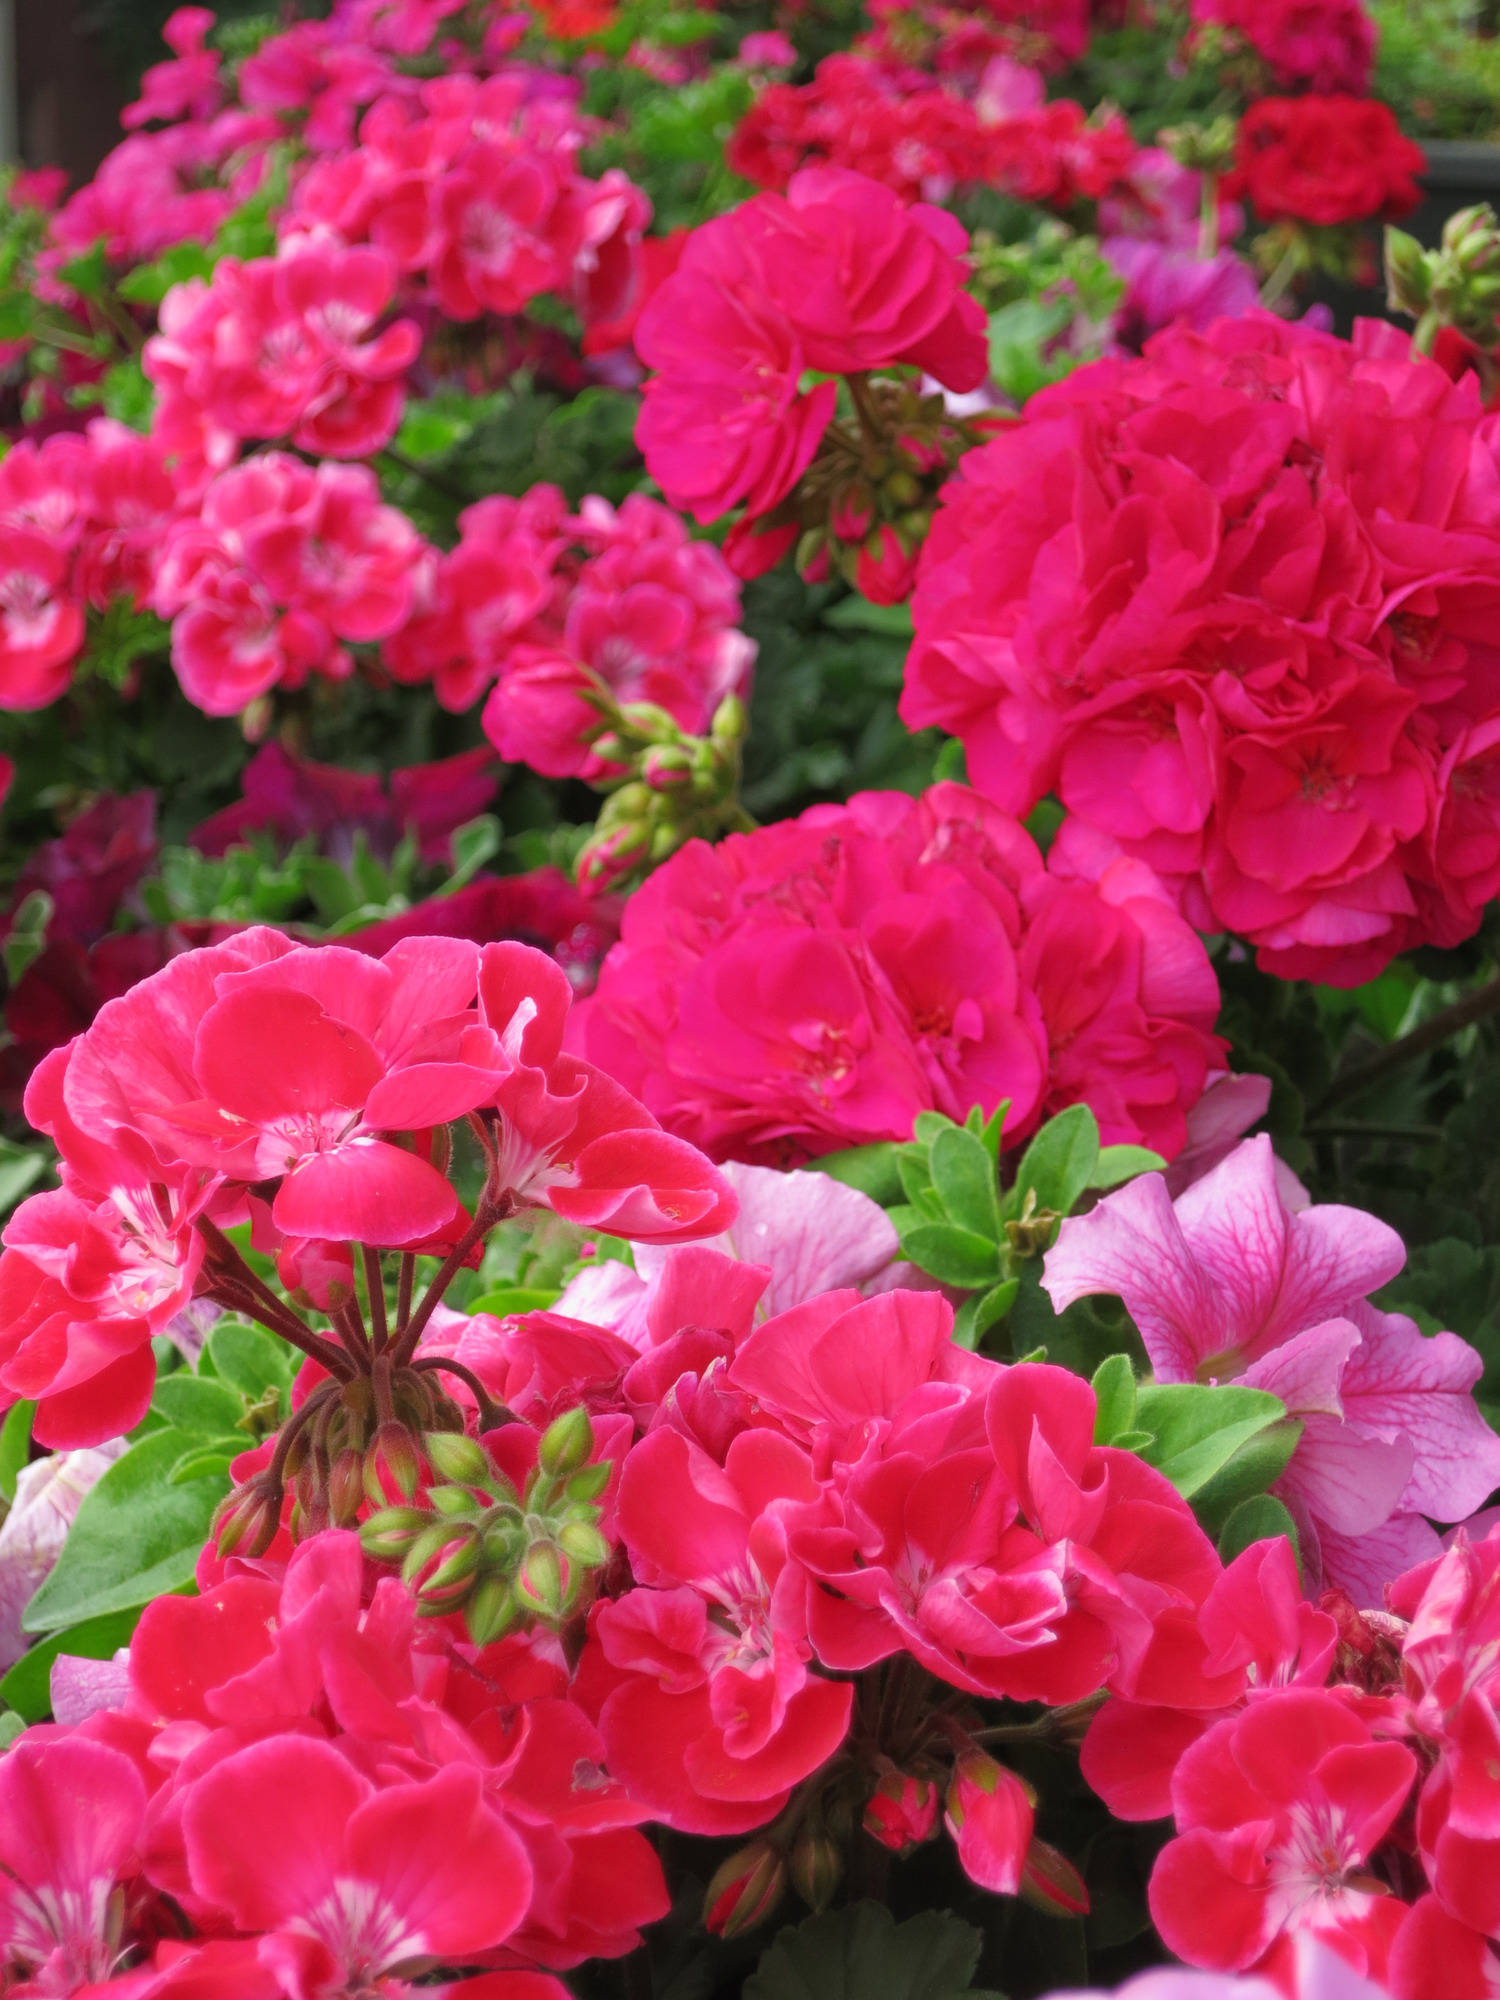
[1044, 1136, 1500, 1600]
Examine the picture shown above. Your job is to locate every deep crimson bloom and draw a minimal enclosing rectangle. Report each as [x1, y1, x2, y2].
[1227, 99, 1425, 228]
[1191, 0, 1377, 93]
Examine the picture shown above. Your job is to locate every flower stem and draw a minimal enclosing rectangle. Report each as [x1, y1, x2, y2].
[1315, 970, 1500, 1112]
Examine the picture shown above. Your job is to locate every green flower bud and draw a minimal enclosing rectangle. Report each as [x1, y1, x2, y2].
[556, 1519, 611, 1569]
[423, 1430, 491, 1487]
[515, 1542, 566, 1619]
[466, 1574, 521, 1646]
[538, 1406, 594, 1478]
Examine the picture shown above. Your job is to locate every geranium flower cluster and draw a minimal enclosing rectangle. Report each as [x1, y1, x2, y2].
[151, 452, 426, 715]
[1078, 1523, 1500, 1996]
[290, 71, 649, 334]
[144, 236, 422, 478]
[728, 54, 1139, 212]
[573, 781, 1228, 1166]
[387, 484, 755, 764]
[1227, 97, 1425, 228]
[904, 313, 1500, 983]
[633, 165, 988, 594]
[0, 423, 181, 710]
[1045, 1135, 1500, 1603]
[1189, 0, 1378, 95]
[861, 0, 1093, 76]
[0, 927, 732, 1449]
[0, 1527, 663, 1996]
[0, 1155, 1274, 1990]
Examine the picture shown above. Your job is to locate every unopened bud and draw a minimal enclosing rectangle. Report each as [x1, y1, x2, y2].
[703, 1840, 786, 1938]
[642, 744, 695, 791]
[327, 1449, 365, 1527]
[1384, 227, 1431, 316]
[565, 1461, 612, 1503]
[423, 1430, 491, 1487]
[1020, 1837, 1090, 1917]
[789, 1827, 842, 1913]
[418, 1533, 481, 1609]
[362, 1421, 422, 1507]
[481, 1507, 528, 1568]
[399, 1521, 455, 1587]
[212, 1479, 280, 1561]
[556, 1518, 611, 1569]
[466, 1573, 521, 1646]
[515, 1542, 567, 1619]
[360, 1504, 431, 1560]
[538, 1406, 594, 1478]
[428, 1482, 479, 1519]
[709, 692, 747, 747]
[864, 1764, 940, 1851]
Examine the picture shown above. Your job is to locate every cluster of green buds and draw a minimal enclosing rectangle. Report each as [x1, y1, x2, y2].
[575, 690, 752, 896]
[1158, 114, 1239, 178]
[1387, 205, 1500, 362]
[787, 371, 987, 603]
[359, 1405, 614, 1644]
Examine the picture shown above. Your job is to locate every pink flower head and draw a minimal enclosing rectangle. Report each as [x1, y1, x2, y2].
[0, 527, 85, 710]
[0, 1734, 149, 1990]
[1045, 1136, 1500, 1600]
[635, 166, 984, 530]
[574, 783, 1222, 1165]
[906, 313, 1500, 982]
[144, 238, 420, 462]
[123, 7, 225, 131]
[1148, 1689, 1416, 1972]
[182, 1737, 532, 1989]
[477, 940, 736, 1242]
[154, 453, 426, 715]
[593, 1422, 853, 1833]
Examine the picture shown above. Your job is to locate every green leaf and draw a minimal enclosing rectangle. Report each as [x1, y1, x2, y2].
[928, 1125, 1002, 1241]
[150, 1375, 245, 1439]
[745, 1903, 985, 2000]
[465, 1286, 563, 1318]
[1132, 1383, 1290, 1501]
[0, 1400, 33, 1504]
[0, 1606, 142, 1723]
[23, 1428, 228, 1633]
[820, 596, 914, 637]
[3, 889, 51, 986]
[813, 1142, 904, 1207]
[1012, 1104, 1101, 1221]
[0, 1710, 25, 1749]
[57, 243, 109, 299]
[1091, 1145, 1167, 1191]
[0, 1138, 47, 1218]
[204, 1320, 293, 1398]
[899, 1222, 1002, 1290]
[443, 814, 502, 891]
[897, 1149, 937, 1208]
[1190, 1418, 1303, 1536]
[116, 241, 216, 305]
[952, 1279, 1018, 1350]
[167, 1445, 240, 1485]
[1218, 1494, 1302, 1571]
[1091, 1354, 1137, 1444]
